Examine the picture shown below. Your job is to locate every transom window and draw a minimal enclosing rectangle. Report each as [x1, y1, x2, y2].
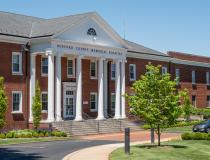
[111, 93, 115, 112]
[90, 92, 97, 112]
[111, 62, 116, 80]
[90, 60, 97, 79]
[206, 72, 210, 85]
[12, 52, 22, 74]
[12, 91, 22, 113]
[129, 64, 136, 81]
[41, 92, 48, 111]
[41, 57, 48, 75]
[67, 58, 75, 77]
[192, 70, 196, 84]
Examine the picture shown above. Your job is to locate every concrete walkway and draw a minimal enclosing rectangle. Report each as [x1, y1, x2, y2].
[63, 132, 180, 160]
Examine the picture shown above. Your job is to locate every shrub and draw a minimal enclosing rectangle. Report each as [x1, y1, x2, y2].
[44, 132, 49, 137]
[181, 132, 209, 140]
[0, 133, 5, 139]
[39, 133, 44, 137]
[61, 132, 67, 137]
[6, 132, 14, 138]
[32, 132, 39, 138]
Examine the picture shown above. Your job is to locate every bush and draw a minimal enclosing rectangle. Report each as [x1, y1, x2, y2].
[0, 133, 5, 139]
[181, 132, 209, 140]
[195, 108, 210, 119]
[6, 132, 14, 138]
[39, 133, 44, 137]
[32, 132, 39, 138]
[51, 131, 67, 137]
[44, 132, 49, 137]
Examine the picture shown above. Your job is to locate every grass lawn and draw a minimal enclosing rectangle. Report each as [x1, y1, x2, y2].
[0, 137, 72, 146]
[110, 140, 210, 160]
[164, 125, 193, 133]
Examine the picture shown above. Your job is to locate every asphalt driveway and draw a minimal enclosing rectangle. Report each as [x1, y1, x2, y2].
[0, 139, 119, 160]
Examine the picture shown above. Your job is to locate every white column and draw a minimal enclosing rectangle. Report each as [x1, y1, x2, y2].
[121, 60, 126, 118]
[75, 55, 83, 121]
[29, 54, 36, 122]
[56, 54, 62, 121]
[97, 57, 105, 120]
[103, 60, 108, 118]
[47, 49, 55, 122]
[114, 59, 121, 119]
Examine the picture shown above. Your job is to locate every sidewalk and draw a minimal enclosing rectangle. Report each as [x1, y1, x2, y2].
[63, 132, 180, 160]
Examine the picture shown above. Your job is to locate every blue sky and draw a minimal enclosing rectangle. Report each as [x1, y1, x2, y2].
[0, 0, 210, 56]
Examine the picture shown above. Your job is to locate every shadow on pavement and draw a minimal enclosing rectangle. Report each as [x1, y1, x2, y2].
[0, 148, 44, 160]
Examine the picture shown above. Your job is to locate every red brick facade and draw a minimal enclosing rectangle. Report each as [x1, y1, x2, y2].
[1, 42, 210, 130]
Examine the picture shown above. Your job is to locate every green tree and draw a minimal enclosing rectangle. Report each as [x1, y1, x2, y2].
[180, 89, 195, 121]
[0, 77, 7, 131]
[126, 64, 182, 146]
[32, 80, 42, 129]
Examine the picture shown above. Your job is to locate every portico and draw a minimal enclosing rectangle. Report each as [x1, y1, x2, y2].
[29, 39, 127, 122]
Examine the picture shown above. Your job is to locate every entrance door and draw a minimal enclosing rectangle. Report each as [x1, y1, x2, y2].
[64, 90, 75, 118]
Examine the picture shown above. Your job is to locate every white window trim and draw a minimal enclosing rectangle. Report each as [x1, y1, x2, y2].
[192, 70, 196, 84]
[67, 57, 75, 78]
[111, 92, 115, 111]
[90, 92, 97, 112]
[129, 64, 136, 81]
[206, 72, 210, 85]
[41, 56, 48, 77]
[11, 91, 22, 114]
[111, 62, 116, 80]
[41, 91, 48, 113]
[90, 60, 97, 79]
[12, 52, 22, 75]
[162, 66, 167, 75]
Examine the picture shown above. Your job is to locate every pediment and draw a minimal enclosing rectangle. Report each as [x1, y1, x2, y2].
[53, 15, 127, 49]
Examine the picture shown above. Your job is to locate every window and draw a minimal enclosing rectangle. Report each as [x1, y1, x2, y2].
[12, 91, 22, 113]
[90, 60, 97, 79]
[111, 93, 115, 112]
[162, 67, 167, 75]
[192, 95, 196, 107]
[207, 96, 210, 108]
[206, 72, 210, 85]
[41, 92, 48, 111]
[129, 64, 136, 81]
[67, 58, 75, 77]
[90, 92, 97, 112]
[176, 69, 180, 83]
[87, 28, 97, 36]
[192, 71, 196, 84]
[41, 57, 48, 76]
[111, 62, 116, 80]
[12, 52, 22, 74]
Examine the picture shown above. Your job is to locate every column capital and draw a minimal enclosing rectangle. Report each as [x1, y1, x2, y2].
[45, 48, 55, 56]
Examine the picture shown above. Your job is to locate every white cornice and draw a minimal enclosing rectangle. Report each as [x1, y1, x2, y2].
[0, 35, 29, 44]
[171, 58, 210, 68]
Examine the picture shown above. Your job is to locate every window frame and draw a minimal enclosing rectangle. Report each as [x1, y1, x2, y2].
[129, 64, 136, 81]
[41, 56, 48, 77]
[67, 57, 75, 78]
[41, 91, 48, 112]
[11, 91, 22, 113]
[12, 52, 22, 75]
[206, 72, 210, 85]
[90, 92, 98, 112]
[90, 60, 97, 79]
[175, 68, 180, 83]
[111, 62, 116, 80]
[111, 92, 116, 112]
[192, 70, 196, 84]
[162, 66, 167, 75]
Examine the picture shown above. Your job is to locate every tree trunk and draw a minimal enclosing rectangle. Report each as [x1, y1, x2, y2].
[157, 125, 161, 146]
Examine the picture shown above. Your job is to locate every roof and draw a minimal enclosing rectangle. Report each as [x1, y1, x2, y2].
[125, 40, 168, 57]
[0, 11, 95, 38]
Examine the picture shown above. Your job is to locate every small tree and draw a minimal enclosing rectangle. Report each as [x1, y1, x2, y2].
[180, 88, 195, 121]
[126, 64, 182, 146]
[0, 77, 7, 131]
[32, 80, 42, 129]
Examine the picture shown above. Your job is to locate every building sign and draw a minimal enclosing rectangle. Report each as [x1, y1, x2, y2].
[56, 44, 123, 56]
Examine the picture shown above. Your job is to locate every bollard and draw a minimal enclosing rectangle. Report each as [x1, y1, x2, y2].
[125, 127, 130, 155]
[151, 128, 155, 144]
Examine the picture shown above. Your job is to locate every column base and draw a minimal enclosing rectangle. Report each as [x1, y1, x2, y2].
[113, 115, 121, 119]
[74, 117, 83, 121]
[46, 118, 55, 123]
[121, 115, 127, 119]
[56, 118, 63, 122]
[96, 116, 105, 120]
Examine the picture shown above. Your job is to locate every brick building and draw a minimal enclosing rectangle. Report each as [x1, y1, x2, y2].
[0, 11, 210, 130]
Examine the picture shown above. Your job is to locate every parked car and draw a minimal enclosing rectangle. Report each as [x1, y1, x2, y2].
[193, 120, 210, 133]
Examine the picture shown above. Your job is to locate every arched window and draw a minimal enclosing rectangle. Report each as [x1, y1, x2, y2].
[87, 28, 97, 36]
